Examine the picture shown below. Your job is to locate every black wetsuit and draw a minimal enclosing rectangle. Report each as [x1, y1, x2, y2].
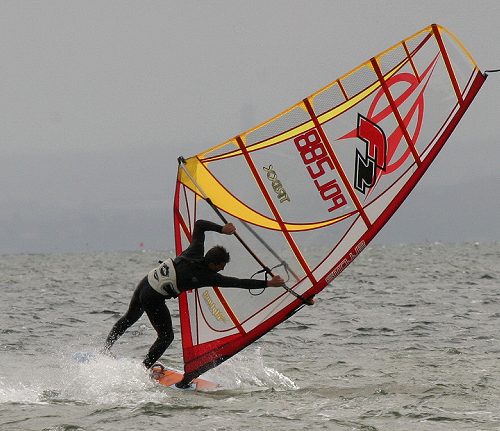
[104, 220, 266, 369]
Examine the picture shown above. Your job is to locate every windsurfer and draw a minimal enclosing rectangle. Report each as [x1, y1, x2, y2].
[103, 219, 284, 386]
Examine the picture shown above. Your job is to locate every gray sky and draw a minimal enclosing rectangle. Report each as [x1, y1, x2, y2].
[1, 0, 499, 254]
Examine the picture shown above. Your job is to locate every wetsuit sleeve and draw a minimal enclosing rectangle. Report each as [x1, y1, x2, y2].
[180, 219, 223, 259]
[211, 273, 267, 290]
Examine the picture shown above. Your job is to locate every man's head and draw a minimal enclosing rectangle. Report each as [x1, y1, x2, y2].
[205, 245, 230, 272]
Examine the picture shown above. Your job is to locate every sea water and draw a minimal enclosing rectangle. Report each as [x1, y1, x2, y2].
[0, 242, 499, 430]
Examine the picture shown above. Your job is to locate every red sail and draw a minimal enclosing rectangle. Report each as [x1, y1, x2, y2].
[173, 24, 486, 378]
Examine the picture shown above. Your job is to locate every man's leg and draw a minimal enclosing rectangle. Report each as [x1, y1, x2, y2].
[104, 280, 145, 351]
[140, 286, 174, 369]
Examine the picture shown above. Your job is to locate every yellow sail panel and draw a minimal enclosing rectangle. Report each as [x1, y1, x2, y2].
[178, 156, 352, 231]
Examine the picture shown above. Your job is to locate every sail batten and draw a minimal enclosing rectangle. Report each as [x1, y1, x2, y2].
[173, 24, 486, 379]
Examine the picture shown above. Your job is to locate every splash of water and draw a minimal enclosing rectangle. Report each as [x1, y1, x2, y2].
[0, 350, 168, 405]
[0, 343, 297, 406]
[204, 347, 298, 391]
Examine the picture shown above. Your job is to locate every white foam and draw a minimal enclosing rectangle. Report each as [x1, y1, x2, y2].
[204, 347, 298, 391]
[0, 377, 41, 404]
[0, 351, 168, 405]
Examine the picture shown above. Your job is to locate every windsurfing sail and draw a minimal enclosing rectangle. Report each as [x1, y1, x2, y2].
[173, 24, 486, 379]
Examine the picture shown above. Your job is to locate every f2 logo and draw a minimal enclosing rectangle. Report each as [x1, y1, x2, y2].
[354, 114, 387, 194]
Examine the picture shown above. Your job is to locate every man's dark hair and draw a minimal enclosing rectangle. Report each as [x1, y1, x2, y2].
[204, 245, 230, 265]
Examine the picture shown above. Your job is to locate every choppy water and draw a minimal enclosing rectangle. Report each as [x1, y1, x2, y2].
[1, 242, 499, 430]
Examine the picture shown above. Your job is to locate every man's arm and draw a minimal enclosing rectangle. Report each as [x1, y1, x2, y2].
[210, 273, 284, 290]
[180, 219, 224, 259]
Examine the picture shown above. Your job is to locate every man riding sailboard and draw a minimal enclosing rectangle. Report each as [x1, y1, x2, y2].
[103, 219, 284, 388]
[105, 24, 490, 390]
